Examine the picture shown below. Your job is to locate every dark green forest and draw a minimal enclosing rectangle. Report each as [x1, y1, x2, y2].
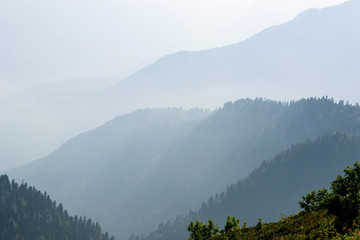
[0, 175, 114, 240]
[185, 161, 360, 240]
[138, 133, 360, 240]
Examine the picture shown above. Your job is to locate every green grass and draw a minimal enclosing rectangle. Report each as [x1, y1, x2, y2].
[213, 210, 341, 240]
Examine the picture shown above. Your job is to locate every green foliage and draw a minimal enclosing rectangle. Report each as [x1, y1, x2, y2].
[299, 162, 360, 230]
[0, 175, 114, 240]
[224, 216, 241, 232]
[190, 211, 338, 240]
[255, 218, 263, 231]
[185, 160, 360, 240]
[187, 220, 219, 240]
[299, 188, 329, 211]
[241, 222, 247, 229]
[187, 217, 244, 240]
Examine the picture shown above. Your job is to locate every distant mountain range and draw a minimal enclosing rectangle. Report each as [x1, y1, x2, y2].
[1, 0, 359, 171]
[103, 0, 360, 108]
[3, 1, 360, 239]
[8, 97, 360, 240]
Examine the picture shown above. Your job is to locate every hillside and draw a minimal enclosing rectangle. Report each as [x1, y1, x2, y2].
[183, 160, 360, 240]
[212, 210, 337, 240]
[126, 98, 360, 235]
[0, 175, 114, 240]
[8, 98, 360, 240]
[142, 133, 360, 240]
[7, 108, 209, 239]
[104, 0, 360, 108]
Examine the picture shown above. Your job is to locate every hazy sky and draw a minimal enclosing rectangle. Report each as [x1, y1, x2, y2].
[126, 0, 348, 48]
[0, 0, 348, 91]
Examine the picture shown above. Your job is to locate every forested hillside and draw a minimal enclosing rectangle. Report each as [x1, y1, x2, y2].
[7, 108, 209, 240]
[2, 0, 360, 240]
[183, 161, 360, 240]
[8, 98, 360, 240]
[141, 133, 360, 240]
[0, 175, 114, 240]
[127, 98, 360, 235]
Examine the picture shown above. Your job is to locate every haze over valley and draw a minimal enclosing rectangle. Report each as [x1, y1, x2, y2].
[2, 1, 360, 240]
[0, 0, 357, 171]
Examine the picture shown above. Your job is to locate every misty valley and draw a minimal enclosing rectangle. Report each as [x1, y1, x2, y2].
[1, 0, 360, 240]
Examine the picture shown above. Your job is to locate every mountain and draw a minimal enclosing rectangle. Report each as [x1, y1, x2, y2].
[7, 108, 209, 239]
[2, 0, 336, 84]
[103, 0, 360, 109]
[0, 175, 114, 240]
[143, 133, 360, 240]
[8, 97, 360, 240]
[2, 0, 358, 169]
[123, 98, 360, 234]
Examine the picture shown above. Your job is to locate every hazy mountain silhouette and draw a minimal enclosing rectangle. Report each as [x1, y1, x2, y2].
[7, 108, 209, 238]
[8, 98, 360, 239]
[2, 0, 358, 171]
[103, 0, 360, 109]
[120, 98, 360, 238]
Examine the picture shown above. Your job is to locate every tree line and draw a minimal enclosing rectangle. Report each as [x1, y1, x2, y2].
[0, 175, 115, 240]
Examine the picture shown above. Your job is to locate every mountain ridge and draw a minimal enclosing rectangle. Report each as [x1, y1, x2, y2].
[8, 97, 360, 240]
[141, 133, 360, 240]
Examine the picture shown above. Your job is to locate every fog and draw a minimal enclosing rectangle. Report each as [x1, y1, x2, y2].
[0, 0, 348, 171]
[0, 0, 352, 172]
[2, 1, 360, 239]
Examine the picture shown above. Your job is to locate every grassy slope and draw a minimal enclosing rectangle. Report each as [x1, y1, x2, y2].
[215, 210, 335, 240]
[214, 210, 360, 240]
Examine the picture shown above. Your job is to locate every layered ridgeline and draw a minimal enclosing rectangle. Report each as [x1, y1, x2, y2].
[127, 98, 360, 236]
[0, 175, 114, 240]
[7, 108, 209, 239]
[2, 0, 359, 172]
[104, 0, 360, 107]
[8, 98, 360, 240]
[142, 133, 360, 240]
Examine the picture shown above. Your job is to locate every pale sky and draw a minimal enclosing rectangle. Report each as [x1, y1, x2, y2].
[108, 0, 348, 49]
[0, 0, 349, 92]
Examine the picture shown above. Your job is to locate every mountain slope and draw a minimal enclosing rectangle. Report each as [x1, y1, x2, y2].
[7, 108, 209, 239]
[8, 97, 360, 240]
[0, 175, 114, 240]
[127, 98, 360, 231]
[104, 0, 360, 109]
[143, 133, 360, 240]
[2, 0, 358, 170]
